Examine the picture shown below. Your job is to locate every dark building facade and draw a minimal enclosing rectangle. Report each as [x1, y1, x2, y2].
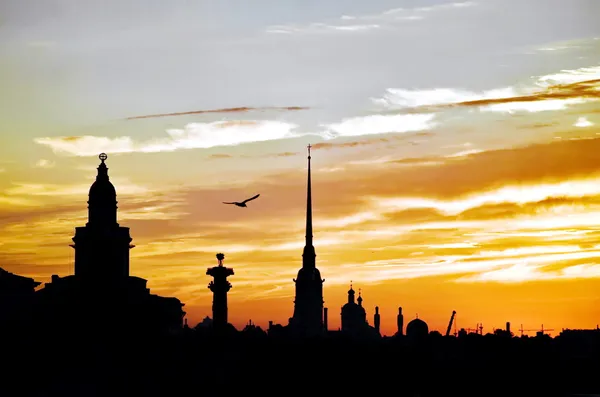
[0, 268, 40, 332]
[34, 153, 185, 335]
[291, 145, 325, 337]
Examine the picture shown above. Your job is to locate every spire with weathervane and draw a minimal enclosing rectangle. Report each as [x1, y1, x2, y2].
[291, 144, 325, 337]
[302, 144, 316, 269]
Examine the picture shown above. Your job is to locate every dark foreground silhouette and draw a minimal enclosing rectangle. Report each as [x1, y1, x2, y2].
[1, 152, 598, 396]
[2, 325, 599, 397]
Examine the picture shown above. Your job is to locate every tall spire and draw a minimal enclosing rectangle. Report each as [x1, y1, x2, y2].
[305, 144, 313, 246]
[302, 144, 316, 268]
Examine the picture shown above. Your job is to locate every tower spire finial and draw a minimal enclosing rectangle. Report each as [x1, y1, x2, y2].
[305, 143, 313, 247]
[301, 143, 316, 268]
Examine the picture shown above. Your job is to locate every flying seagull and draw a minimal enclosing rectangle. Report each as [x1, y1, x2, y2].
[223, 194, 260, 208]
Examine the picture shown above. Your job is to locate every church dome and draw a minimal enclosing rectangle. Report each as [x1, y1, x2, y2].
[87, 153, 118, 226]
[89, 177, 116, 201]
[406, 318, 429, 338]
[89, 154, 116, 201]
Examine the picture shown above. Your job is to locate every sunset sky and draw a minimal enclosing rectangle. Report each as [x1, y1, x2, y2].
[1, 0, 600, 336]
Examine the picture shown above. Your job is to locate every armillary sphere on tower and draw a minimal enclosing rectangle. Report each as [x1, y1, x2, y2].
[99, 153, 108, 162]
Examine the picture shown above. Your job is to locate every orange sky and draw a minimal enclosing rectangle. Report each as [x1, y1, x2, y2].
[1, 1, 600, 336]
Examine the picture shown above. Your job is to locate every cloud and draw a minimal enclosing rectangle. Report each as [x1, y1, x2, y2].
[574, 116, 594, 128]
[374, 65, 600, 115]
[210, 151, 299, 160]
[265, 23, 381, 35]
[265, 1, 476, 35]
[371, 179, 600, 216]
[34, 120, 301, 156]
[125, 106, 309, 120]
[309, 131, 434, 151]
[209, 153, 233, 159]
[3, 178, 152, 198]
[321, 114, 436, 138]
[35, 111, 438, 158]
[456, 262, 600, 283]
[34, 159, 55, 168]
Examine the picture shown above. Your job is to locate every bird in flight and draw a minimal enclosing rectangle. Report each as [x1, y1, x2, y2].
[223, 194, 260, 208]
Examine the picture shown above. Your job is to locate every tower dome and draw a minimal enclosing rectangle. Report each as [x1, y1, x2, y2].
[406, 317, 429, 338]
[87, 153, 118, 227]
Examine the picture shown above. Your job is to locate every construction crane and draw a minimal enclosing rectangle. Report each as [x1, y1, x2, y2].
[518, 324, 555, 337]
[446, 310, 456, 337]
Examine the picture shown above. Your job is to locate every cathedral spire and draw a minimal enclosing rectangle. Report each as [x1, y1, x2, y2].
[305, 144, 313, 247]
[302, 144, 316, 268]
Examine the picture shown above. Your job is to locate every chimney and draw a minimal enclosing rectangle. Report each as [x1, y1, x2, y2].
[506, 322, 511, 334]
[323, 307, 328, 331]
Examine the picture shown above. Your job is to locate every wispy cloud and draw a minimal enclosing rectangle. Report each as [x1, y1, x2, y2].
[125, 106, 309, 120]
[266, 23, 381, 34]
[574, 116, 594, 128]
[4, 178, 152, 198]
[34, 120, 301, 156]
[456, 262, 600, 283]
[374, 65, 600, 115]
[321, 114, 436, 138]
[35, 111, 437, 157]
[33, 159, 55, 169]
[265, 1, 476, 35]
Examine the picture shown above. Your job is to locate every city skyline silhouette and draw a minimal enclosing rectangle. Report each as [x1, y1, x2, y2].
[0, 151, 598, 396]
[1, 0, 600, 339]
[2, 1, 600, 395]
[1, 149, 597, 338]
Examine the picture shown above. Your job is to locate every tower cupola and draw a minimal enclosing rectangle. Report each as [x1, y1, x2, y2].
[347, 282, 355, 304]
[87, 153, 118, 227]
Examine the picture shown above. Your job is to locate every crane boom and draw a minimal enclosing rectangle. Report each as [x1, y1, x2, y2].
[446, 310, 456, 337]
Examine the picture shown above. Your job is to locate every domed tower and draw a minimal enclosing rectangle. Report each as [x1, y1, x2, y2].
[71, 154, 134, 283]
[87, 152, 117, 227]
[406, 316, 429, 340]
[291, 144, 325, 337]
[341, 283, 368, 333]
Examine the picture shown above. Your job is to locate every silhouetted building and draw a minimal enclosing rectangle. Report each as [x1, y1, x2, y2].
[72, 152, 132, 281]
[324, 307, 328, 331]
[406, 316, 429, 340]
[207, 253, 234, 330]
[340, 285, 379, 339]
[397, 306, 404, 336]
[0, 268, 40, 331]
[34, 153, 185, 335]
[291, 144, 325, 337]
[374, 306, 381, 335]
